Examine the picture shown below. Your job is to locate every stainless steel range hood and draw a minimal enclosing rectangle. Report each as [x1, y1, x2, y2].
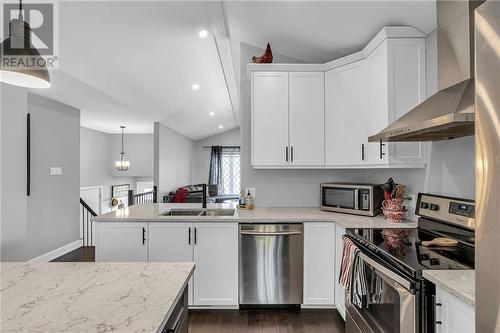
[369, 0, 484, 142]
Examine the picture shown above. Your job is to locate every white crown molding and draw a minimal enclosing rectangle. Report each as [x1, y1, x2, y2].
[247, 26, 426, 76]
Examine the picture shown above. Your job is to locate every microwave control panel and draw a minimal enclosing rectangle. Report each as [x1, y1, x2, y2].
[360, 189, 370, 210]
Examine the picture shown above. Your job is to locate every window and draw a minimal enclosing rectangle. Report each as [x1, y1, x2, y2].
[220, 147, 240, 195]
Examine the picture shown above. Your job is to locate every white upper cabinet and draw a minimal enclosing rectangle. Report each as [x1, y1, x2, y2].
[325, 60, 367, 166]
[251, 72, 289, 167]
[365, 39, 427, 166]
[249, 27, 427, 169]
[289, 72, 325, 166]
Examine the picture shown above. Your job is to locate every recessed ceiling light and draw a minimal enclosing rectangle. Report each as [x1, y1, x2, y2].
[209, 112, 215, 116]
[192, 84, 200, 90]
[198, 30, 208, 38]
[218, 125, 224, 129]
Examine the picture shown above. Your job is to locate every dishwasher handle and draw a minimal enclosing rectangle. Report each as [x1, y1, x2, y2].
[240, 231, 302, 236]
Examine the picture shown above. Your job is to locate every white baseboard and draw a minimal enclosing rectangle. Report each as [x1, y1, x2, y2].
[301, 304, 336, 309]
[28, 240, 82, 263]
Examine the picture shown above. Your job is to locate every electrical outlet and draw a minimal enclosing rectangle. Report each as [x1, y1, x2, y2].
[407, 194, 417, 208]
[245, 187, 256, 198]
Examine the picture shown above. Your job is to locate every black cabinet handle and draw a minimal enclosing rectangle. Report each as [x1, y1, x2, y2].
[285, 146, 289, 162]
[194, 227, 197, 245]
[27, 113, 31, 196]
[436, 303, 442, 306]
[379, 140, 386, 159]
[188, 227, 191, 245]
[361, 144, 365, 161]
[142, 227, 146, 245]
[436, 321, 442, 325]
[291, 146, 294, 162]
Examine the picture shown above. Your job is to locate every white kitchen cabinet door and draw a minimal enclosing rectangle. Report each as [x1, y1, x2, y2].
[386, 39, 427, 164]
[334, 225, 346, 319]
[148, 223, 192, 262]
[365, 41, 390, 164]
[435, 287, 475, 333]
[289, 72, 325, 166]
[148, 222, 195, 305]
[193, 223, 238, 306]
[252, 72, 289, 167]
[325, 61, 367, 166]
[365, 38, 426, 166]
[303, 222, 335, 306]
[95, 222, 148, 261]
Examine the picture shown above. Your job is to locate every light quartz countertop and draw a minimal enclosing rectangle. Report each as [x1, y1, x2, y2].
[423, 270, 475, 306]
[92, 203, 417, 229]
[0, 262, 194, 333]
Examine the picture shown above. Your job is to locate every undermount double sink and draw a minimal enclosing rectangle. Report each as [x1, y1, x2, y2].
[161, 208, 236, 217]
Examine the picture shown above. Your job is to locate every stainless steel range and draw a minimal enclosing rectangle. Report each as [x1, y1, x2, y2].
[344, 193, 475, 333]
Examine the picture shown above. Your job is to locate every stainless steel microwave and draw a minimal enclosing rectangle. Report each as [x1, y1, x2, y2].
[320, 183, 384, 216]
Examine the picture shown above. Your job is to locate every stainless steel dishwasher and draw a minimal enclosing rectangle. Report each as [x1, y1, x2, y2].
[239, 224, 303, 305]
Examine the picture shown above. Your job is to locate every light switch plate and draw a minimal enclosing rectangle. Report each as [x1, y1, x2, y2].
[245, 187, 256, 198]
[50, 167, 63, 176]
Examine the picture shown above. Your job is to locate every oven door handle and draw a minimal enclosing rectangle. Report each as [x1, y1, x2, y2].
[359, 252, 413, 292]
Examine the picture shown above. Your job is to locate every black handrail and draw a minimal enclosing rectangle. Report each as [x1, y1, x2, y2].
[80, 198, 97, 217]
[128, 186, 158, 206]
[80, 198, 97, 247]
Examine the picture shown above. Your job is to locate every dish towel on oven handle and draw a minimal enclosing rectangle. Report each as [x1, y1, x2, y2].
[339, 236, 368, 308]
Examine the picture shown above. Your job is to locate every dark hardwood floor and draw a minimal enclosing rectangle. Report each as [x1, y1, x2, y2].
[51, 246, 95, 262]
[188, 308, 345, 333]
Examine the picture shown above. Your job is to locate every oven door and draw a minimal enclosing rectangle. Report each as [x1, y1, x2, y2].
[346, 253, 416, 333]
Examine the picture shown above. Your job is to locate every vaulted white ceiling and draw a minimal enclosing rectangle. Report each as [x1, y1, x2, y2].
[225, 1, 436, 63]
[31, 1, 436, 140]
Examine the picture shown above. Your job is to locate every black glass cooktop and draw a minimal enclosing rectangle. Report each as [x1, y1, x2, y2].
[346, 219, 474, 280]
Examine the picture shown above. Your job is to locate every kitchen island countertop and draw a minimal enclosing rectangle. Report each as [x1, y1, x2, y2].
[92, 203, 417, 229]
[423, 270, 475, 306]
[1, 262, 194, 333]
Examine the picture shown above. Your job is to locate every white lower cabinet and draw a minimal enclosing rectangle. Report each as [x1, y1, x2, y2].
[435, 287, 475, 333]
[193, 223, 238, 306]
[95, 222, 148, 261]
[96, 222, 238, 307]
[334, 225, 346, 319]
[303, 223, 336, 306]
[148, 223, 195, 305]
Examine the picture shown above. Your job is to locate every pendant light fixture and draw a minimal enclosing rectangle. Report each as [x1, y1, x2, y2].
[115, 126, 130, 171]
[0, 0, 51, 89]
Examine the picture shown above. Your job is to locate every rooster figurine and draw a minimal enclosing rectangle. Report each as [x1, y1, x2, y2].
[252, 43, 273, 64]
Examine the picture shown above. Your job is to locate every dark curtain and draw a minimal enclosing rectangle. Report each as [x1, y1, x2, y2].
[208, 146, 223, 194]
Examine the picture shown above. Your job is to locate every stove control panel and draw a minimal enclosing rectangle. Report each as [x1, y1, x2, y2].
[416, 193, 475, 230]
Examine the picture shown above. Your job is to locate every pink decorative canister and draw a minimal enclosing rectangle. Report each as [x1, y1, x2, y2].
[382, 198, 406, 223]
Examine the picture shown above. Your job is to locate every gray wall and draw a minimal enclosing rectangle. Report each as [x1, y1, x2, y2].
[109, 133, 153, 178]
[1, 84, 29, 260]
[192, 128, 241, 184]
[239, 31, 475, 215]
[1, 85, 80, 261]
[154, 122, 195, 198]
[80, 127, 140, 206]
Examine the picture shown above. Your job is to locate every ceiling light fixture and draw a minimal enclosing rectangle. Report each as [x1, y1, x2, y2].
[209, 112, 215, 116]
[192, 84, 200, 90]
[218, 125, 224, 129]
[0, 0, 51, 89]
[198, 30, 208, 38]
[115, 126, 130, 171]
